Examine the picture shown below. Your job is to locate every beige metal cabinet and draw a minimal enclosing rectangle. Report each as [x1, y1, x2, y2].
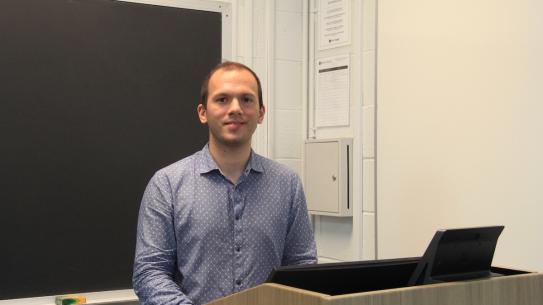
[304, 138, 352, 216]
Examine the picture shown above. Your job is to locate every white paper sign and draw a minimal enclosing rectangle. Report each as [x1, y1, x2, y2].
[315, 55, 350, 127]
[318, 0, 351, 50]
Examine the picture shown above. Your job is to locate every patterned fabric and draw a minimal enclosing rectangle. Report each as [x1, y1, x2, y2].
[133, 145, 317, 305]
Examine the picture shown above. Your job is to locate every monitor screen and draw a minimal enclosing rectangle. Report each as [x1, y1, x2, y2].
[408, 225, 505, 285]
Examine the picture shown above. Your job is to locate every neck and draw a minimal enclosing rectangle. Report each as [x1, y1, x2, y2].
[208, 139, 252, 184]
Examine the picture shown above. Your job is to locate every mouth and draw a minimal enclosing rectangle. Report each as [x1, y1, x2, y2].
[224, 121, 244, 126]
[224, 121, 245, 130]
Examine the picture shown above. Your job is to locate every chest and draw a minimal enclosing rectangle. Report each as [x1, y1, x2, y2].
[171, 173, 292, 245]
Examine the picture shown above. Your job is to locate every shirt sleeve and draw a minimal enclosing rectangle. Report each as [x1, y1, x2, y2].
[133, 172, 193, 305]
[281, 174, 318, 266]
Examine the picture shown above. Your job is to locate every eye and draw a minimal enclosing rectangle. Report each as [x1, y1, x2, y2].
[215, 97, 227, 103]
[242, 96, 254, 104]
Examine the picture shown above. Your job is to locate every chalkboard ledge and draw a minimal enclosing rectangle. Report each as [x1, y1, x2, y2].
[0, 289, 138, 305]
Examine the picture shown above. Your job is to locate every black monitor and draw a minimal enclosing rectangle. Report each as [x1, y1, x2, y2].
[267, 257, 420, 295]
[267, 226, 508, 295]
[407, 225, 505, 286]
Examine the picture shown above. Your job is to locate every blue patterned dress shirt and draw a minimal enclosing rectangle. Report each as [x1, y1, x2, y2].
[133, 145, 317, 305]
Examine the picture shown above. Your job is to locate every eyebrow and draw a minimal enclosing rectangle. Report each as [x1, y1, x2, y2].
[211, 91, 257, 98]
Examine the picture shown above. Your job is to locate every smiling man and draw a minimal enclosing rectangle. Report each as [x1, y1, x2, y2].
[133, 61, 317, 305]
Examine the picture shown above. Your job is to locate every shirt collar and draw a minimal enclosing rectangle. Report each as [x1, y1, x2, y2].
[197, 144, 264, 175]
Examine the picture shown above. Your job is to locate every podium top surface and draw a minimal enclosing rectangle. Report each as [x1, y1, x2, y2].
[207, 270, 543, 305]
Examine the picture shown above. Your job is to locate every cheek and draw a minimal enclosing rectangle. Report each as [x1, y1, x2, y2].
[204, 109, 221, 120]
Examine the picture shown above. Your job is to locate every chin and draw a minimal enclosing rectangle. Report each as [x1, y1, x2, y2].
[219, 137, 250, 147]
[224, 140, 247, 147]
[210, 130, 252, 148]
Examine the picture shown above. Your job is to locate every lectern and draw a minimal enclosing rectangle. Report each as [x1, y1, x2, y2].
[206, 227, 542, 305]
[205, 265, 543, 305]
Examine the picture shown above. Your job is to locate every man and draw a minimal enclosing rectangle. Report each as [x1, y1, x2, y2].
[133, 61, 317, 305]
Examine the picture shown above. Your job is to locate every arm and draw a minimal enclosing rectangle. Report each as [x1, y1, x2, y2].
[281, 175, 318, 266]
[133, 173, 193, 305]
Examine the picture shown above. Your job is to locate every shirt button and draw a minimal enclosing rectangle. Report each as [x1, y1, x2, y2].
[236, 280, 241, 286]
[235, 215, 240, 221]
[236, 246, 241, 252]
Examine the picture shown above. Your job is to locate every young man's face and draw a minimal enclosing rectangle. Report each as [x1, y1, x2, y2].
[197, 68, 265, 148]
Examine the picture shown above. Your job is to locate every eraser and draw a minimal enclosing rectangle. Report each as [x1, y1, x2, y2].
[55, 295, 86, 305]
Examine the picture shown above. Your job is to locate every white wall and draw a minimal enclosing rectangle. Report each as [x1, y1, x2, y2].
[377, 0, 543, 271]
[307, 0, 377, 262]
[271, 0, 305, 172]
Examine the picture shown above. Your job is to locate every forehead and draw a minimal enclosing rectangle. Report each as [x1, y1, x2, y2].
[208, 68, 258, 94]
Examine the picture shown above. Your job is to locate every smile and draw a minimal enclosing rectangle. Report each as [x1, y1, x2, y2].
[224, 121, 244, 126]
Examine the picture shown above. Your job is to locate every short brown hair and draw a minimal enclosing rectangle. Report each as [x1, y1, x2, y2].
[200, 61, 264, 109]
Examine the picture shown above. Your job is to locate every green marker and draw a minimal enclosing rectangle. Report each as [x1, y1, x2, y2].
[55, 294, 86, 305]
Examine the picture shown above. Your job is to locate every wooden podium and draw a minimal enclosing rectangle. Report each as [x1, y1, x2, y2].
[207, 227, 539, 305]
[207, 269, 543, 305]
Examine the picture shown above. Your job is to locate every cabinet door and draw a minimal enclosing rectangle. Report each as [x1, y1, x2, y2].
[305, 141, 339, 213]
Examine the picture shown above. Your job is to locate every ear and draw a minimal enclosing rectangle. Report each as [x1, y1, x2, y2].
[257, 105, 266, 124]
[197, 104, 207, 124]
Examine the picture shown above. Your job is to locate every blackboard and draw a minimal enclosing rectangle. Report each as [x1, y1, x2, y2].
[0, 0, 221, 299]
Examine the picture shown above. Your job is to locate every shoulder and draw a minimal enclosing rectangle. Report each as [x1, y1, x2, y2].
[151, 150, 202, 185]
[252, 153, 307, 205]
[253, 153, 300, 182]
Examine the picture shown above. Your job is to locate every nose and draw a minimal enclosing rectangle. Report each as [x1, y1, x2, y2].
[228, 97, 242, 115]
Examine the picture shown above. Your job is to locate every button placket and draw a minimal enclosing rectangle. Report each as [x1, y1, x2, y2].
[232, 185, 244, 291]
